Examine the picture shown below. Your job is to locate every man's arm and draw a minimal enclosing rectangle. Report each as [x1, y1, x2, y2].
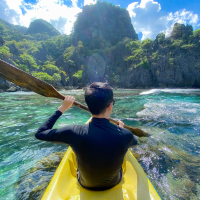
[117, 120, 138, 147]
[35, 96, 76, 144]
[129, 135, 138, 147]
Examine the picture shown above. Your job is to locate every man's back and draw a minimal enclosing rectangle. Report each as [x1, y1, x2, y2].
[74, 118, 136, 190]
[35, 112, 137, 190]
[35, 82, 137, 191]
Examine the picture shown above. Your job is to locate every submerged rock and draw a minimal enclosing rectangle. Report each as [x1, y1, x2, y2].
[15, 152, 65, 200]
[7, 86, 19, 92]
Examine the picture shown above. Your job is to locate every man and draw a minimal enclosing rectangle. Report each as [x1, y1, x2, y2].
[35, 82, 137, 191]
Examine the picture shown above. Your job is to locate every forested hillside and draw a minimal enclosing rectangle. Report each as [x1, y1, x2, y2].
[0, 1, 200, 91]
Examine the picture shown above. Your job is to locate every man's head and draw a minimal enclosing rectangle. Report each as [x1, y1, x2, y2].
[85, 82, 114, 115]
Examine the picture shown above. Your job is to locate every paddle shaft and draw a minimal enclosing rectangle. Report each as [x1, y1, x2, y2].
[52, 92, 141, 135]
[0, 59, 148, 137]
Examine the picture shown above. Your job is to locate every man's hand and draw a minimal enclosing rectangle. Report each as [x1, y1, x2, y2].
[117, 120, 124, 128]
[58, 96, 75, 114]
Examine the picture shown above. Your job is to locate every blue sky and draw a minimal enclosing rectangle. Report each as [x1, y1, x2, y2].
[0, 0, 200, 40]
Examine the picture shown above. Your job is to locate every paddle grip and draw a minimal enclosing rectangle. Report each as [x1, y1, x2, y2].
[56, 92, 90, 113]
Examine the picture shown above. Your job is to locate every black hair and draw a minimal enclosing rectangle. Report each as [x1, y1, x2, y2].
[84, 82, 113, 115]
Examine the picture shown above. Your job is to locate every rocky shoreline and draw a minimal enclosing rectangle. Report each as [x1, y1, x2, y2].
[0, 79, 199, 94]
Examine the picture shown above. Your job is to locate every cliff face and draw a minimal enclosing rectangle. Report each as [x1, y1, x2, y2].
[26, 19, 61, 36]
[81, 23, 200, 88]
[73, 1, 138, 48]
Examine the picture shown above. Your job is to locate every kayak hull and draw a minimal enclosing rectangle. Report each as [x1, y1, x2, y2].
[42, 119, 161, 200]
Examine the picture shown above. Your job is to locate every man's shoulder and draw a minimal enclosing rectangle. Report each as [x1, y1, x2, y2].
[72, 123, 89, 135]
[118, 126, 133, 136]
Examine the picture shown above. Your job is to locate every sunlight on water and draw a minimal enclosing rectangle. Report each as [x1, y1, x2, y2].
[0, 89, 200, 200]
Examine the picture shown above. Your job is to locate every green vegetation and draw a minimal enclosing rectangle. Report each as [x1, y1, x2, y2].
[169, 58, 174, 66]
[181, 44, 196, 51]
[52, 73, 61, 84]
[73, 70, 82, 80]
[63, 46, 75, 61]
[157, 33, 165, 44]
[194, 29, 200, 38]
[0, 46, 12, 59]
[169, 39, 183, 49]
[73, 1, 138, 48]
[138, 58, 149, 69]
[32, 72, 53, 83]
[141, 39, 153, 49]
[0, 1, 200, 88]
[20, 54, 39, 69]
[27, 19, 60, 36]
[43, 61, 59, 72]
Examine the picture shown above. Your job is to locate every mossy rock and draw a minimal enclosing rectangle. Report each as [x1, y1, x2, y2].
[15, 152, 65, 200]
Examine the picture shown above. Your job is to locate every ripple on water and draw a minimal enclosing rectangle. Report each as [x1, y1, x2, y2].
[0, 90, 200, 200]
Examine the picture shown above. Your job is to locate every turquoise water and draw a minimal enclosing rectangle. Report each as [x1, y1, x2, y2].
[0, 89, 200, 199]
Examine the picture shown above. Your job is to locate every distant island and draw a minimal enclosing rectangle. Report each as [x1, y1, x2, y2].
[0, 1, 200, 92]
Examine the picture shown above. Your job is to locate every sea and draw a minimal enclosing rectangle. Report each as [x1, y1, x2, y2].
[0, 89, 200, 200]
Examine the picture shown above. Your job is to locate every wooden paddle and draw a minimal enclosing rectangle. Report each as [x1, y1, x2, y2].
[0, 59, 148, 137]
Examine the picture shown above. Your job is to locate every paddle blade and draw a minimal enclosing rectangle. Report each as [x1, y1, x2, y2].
[0, 59, 64, 100]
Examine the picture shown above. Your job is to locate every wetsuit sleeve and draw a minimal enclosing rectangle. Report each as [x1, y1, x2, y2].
[35, 110, 79, 146]
[122, 128, 138, 148]
[128, 134, 138, 147]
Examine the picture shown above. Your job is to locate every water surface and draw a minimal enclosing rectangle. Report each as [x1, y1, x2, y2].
[0, 89, 200, 199]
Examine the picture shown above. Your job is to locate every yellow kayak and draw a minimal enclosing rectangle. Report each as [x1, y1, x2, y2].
[42, 119, 161, 200]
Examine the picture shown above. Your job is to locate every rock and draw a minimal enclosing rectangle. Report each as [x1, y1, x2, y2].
[184, 179, 195, 189]
[7, 43, 19, 56]
[7, 86, 19, 92]
[0, 78, 9, 90]
[0, 36, 5, 46]
[34, 44, 48, 65]
[76, 85, 82, 89]
[170, 23, 193, 40]
[73, 1, 138, 47]
[65, 86, 74, 90]
[26, 19, 61, 36]
[15, 152, 65, 200]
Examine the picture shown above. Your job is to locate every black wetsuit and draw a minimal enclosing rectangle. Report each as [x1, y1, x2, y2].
[35, 110, 137, 190]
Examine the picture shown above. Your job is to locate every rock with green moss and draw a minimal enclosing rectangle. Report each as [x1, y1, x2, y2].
[15, 152, 65, 200]
[170, 23, 193, 40]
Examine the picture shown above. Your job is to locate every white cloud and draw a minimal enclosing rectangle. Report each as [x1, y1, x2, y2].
[167, 9, 199, 27]
[0, 0, 21, 24]
[0, 0, 82, 34]
[84, 0, 96, 6]
[1, 0, 200, 39]
[3, 0, 23, 14]
[127, 0, 200, 40]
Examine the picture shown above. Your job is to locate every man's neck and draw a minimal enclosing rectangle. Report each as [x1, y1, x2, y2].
[92, 113, 110, 119]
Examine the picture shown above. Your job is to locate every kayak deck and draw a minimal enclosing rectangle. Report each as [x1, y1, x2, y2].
[42, 146, 161, 200]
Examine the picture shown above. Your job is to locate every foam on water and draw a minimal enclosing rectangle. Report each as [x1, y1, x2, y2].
[140, 88, 200, 95]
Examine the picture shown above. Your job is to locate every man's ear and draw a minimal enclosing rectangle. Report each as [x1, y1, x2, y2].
[107, 103, 112, 110]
